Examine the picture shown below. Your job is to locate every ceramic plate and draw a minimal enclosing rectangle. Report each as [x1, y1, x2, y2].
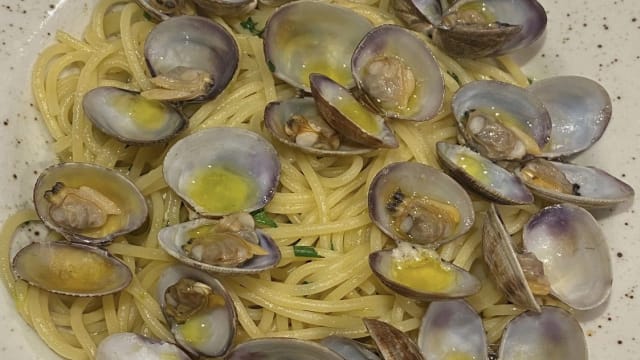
[0, 0, 638, 358]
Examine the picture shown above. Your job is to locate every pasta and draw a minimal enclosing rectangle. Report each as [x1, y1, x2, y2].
[0, 0, 552, 359]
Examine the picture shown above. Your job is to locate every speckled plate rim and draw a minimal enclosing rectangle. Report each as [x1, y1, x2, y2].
[0, 0, 639, 358]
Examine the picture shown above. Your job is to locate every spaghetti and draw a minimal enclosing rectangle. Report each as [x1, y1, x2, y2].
[1, 0, 551, 359]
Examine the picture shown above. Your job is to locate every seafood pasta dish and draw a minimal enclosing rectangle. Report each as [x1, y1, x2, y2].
[0, 0, 634, 359]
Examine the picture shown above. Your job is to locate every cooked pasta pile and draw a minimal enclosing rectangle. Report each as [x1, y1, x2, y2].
[0, 0, 565, 359]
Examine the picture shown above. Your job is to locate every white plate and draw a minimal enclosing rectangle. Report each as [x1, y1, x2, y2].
[0, 0, 638, 358]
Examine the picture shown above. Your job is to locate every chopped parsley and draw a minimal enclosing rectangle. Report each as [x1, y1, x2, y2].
[527, 77, 534, 85]
[293, 245, 324, 258]
[251, 209, 278, 228]
[267, 60, 276, 73]
[447, 71, 461, 86]
[240, 17, 264, 37]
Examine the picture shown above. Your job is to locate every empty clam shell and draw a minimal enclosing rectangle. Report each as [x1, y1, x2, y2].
[264, 98, 375, 156]
[483, 203, 540, 312]
[499, 306, 587, 360]
[163, 127, 280, 217]
[12, 241, 132, 297]
[262, 1, 373, 91]
[418, 300, 488, 360]
[310, 73, 398, 149]
[363, 318, 423, 360]
[368, 162, 474, 247]
[226, 338, 344, 359]
[515, 160, 634, 208]
[83, 86, 186, 144]
[436, 142, 534, 205]
[523, 204, 612, 310]
[369, 243, 481, 301]
[351, 24, 444, 122]
[528, 76, 611, 158]
[156, 265, 237, 358]
[96, 333, 191, 360]
[158, 218, 281, 274]
[33, 162, 148, 245]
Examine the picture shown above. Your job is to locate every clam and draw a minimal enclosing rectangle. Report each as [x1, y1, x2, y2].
[363, 318, 423, 360]
[436, 141, 534, 205]
[310, 73, 398, 149]
[369, 242, 481, 301]
[320, 336, 381, 360]
[156, 265, 237, 358]
[226, 338, 344, 359]
[83, 86, 186, 144]
[12, 241, 131, 297]
[523, 204, 612, 310]
[144, 16, 238, 103]
[394, 0, 547, 58]
[351, 24, 444, 122]
[452, 80, 551, 161]
[515, 159, 634, 208]
[368, 162, 474, 247]
[262, 1, 373, 91]
[134, 0, 197, 21]
[418, 300, 488, 360]
[264, 98, 375, 156]
[499, 307, 587, 360]
[193, 0, 257, 17]
[163, 127, 280, 217]
[528, 76, 611, 158]
[482, 203, 541, 312]
[158, 215, 281, 274]
[96, 333, 190, 360]
[33, 163, 147, 245]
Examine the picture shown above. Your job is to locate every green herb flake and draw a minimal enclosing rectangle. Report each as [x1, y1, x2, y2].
[240, 17, 264, 37]
[293, 245, 324, 258]
[527, 77, 534, 85]
[251, 209, 278, 228]
[447, 71, 461, 86]
[143, 12, 153, 21]
[267, 60, 276, 73]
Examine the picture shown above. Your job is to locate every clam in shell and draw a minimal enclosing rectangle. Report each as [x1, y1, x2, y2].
[33, 162, 147, 246]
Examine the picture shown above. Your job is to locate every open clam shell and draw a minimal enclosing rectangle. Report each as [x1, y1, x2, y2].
[264, 98, 375, 156]
[158, 218, 281, 274]
[193, 0, 257, 17]
[262, 1, 373, 91]
[226, 338, 344, 359]
[320, 336, 381, 360]
[515, 160, 634, 208]
[369, 243, 481, 301]
[351, 24, 444, 122]
[163, 127, 280, 217]
[33, 162, 148, 245]
[483, 203, 540, 312]
[368, 162, 474, 247]
[363, 318, 423, 360]
[134, 0, 197, 21]
[529, 76, 611, 158]
[156, 265, 237, 358]
[144, 16, 238, 103]
[96, 333, 191, 360]
[418, 300, 488, 360]
[436, 142, 534, 205]
[83, 86, 186, 145]
[310, 73, 398, 149]
[523, 204, 612, 310]
[452, 80, 551, 161]
[499, 306, 587, 360]
[12, 241, 132, 297]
